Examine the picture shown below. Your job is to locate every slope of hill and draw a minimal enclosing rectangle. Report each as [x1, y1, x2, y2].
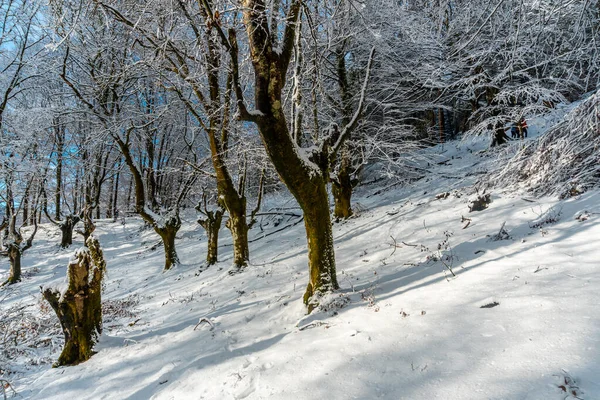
[1, 136, 599, 400]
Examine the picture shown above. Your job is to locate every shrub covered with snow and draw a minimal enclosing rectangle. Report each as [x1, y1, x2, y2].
[493, 91, 600, 197]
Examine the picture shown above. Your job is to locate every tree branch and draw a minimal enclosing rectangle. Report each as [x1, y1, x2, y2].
[331, 47, 376, 156]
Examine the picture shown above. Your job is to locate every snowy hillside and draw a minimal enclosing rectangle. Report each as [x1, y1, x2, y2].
[2, 138, 600, 400]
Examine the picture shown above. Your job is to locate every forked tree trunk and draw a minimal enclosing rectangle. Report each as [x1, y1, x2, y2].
[6, 243, 22, 285]
[233, 0, 340, 309]
[43, 237, 105, 367]
[158, 223, 180, 271]
[59, 215, 79, 248]
[198, 209, 224, 265]
[113, 133, 185, 272]
[226, 202, 249, 270]
[2, 214, 37, 286]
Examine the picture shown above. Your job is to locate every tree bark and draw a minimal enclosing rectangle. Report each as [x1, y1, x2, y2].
[22, 189, 29, 227]
[43, 237, 105, 367]
[55, 118, 64, 220]
[255, 114, 339, 310]
[112, 168, 120, 220]
[302, 181, 338, 312]
[198, 208, 224, 265]
[5, 243, 22, 285]
[158, 223, 180, 271]
[227, 203, 250, 270]
[59, 215, 79, 248]
[491, 122, 509, 147]
[332, 151, 353, 220]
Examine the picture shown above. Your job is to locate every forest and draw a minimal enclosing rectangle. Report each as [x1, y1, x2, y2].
[1, 0, 599, 399]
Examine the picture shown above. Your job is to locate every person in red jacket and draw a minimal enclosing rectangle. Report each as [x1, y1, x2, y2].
[519, 118, 528, 138]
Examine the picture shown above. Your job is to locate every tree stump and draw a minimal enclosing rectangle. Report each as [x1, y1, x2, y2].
[43, 236, 106, 366]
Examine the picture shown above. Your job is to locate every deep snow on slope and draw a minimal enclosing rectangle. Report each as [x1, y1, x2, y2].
[1, 137, 599, 400]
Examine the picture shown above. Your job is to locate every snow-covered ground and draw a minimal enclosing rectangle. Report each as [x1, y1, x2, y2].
[1, 135, 599, 399]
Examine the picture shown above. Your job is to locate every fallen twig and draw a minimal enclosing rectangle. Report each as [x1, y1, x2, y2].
[298, 321, 329, 331]
[389, 235, 402, 256]
[194, 317, 215, 331]
[461, 215, 472, 229]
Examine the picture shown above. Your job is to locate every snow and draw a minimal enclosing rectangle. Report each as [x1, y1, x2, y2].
[2, 133, 600, 399]
[247, 110, 265, 117]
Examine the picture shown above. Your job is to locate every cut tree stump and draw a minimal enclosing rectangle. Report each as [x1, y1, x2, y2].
[43, 236, 106, 367]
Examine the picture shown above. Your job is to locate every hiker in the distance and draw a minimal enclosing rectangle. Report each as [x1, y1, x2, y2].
[519, 117, 528, 138]
[510, 122, 519, 139]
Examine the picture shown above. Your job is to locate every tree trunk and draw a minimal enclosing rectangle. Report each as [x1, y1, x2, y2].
[227, 204, 250, 271]
[198, 209, 224, 265]
[106, 175, 114, 219]
[256, 113, 339, 311]
[22, 190, 29, 227]
[73, 168, 79, 214]
[43, 237, 105, 367]
[438, 107, 445, 144]
[78, 208, 96, 245]
[112, 169, 120, 221]
[302, 181, 338, 312]
[59, 215, 79, 248]
[126, 178, 133, 212]
[158, 223, 180, 271]
[55, 119, 64, 220]
[5, 243, 21, 285]
[332, 152, 353, 220]
[491, 122, 509, 147]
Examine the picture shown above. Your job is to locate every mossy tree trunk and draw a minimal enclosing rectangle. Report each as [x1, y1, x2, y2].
[302, 183, 339, 312]
[204, 212, 224, 265]
[205, 214, 222, 265]
[213, 0, 338, 308]
[43, 237, 105, 367]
